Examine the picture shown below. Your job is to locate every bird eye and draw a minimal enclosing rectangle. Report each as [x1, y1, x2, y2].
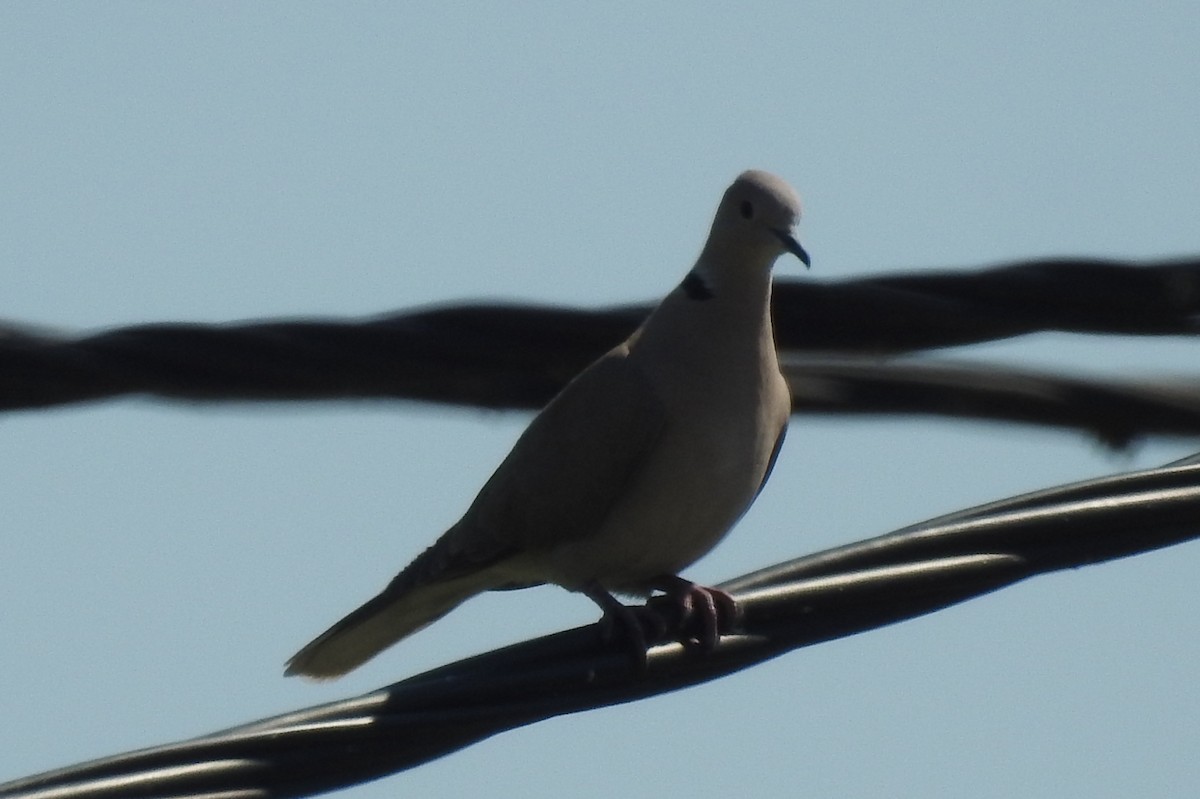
[740, 200, 754, 219]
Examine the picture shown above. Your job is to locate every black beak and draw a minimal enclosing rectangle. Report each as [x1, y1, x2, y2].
[773, 228, 811, 268]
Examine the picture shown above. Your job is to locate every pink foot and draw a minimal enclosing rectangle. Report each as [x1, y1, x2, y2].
[648, 575, 741, 651]
[583, 577, 742, 670]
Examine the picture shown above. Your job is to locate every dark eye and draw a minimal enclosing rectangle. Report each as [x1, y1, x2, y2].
[740, 200, 754, 219]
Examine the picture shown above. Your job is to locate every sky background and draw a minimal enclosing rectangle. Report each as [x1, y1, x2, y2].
[2, 3, 1199, 797]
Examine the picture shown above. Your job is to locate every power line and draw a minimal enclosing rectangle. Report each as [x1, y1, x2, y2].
[3, 458, 1197, 798]
[2, 257, 1198, 414]
[3, 254, 1199, 797]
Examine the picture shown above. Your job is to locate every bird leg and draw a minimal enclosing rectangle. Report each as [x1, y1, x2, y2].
[583, 577, 742, 670]
[647, 575, 741, 651]
[583, 582, 668, 671]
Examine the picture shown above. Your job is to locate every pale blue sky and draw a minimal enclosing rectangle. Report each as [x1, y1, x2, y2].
[3, 4, 1199, 797]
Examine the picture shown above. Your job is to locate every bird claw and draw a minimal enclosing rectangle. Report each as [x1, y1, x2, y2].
[589, 590, 657, 672]
[585, 578, 742, 671]
[648, 577, 741, 652]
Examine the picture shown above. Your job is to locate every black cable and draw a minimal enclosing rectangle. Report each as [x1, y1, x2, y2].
[3, 459, 1197, 799]
[2, 257, 1198, 414]
[4, 254, 1199, 797]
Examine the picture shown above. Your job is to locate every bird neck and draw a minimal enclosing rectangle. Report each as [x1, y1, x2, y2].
[628, 252, 779, 380]
[688, 243, 778, 306]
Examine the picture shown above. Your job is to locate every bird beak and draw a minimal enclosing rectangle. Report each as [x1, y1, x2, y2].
[773, 228, 811, 268]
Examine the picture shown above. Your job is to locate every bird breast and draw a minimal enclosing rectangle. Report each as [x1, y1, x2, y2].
[543, 362, 788, 594]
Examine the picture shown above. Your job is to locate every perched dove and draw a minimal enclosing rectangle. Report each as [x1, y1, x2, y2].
[286, 170, 808, 678]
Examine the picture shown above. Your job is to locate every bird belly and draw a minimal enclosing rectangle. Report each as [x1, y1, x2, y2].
[541, 409, 779, 594]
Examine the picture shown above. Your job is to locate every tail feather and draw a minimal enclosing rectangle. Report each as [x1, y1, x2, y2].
[284, 575, 491, 679]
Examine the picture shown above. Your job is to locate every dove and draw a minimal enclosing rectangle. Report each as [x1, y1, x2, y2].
[286, 169, 808, 678]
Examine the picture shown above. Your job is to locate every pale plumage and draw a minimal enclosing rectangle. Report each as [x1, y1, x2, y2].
[286, 170, 807, 678]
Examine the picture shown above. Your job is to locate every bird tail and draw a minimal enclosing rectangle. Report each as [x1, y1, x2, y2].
[284, 574, 491, 679]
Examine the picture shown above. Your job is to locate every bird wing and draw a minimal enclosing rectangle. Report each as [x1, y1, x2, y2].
[285, 344, 667, 678]
[754, 423, 788, 501]
[417, 342, 668, 579]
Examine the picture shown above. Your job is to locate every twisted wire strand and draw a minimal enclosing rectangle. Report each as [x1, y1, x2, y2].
[2, 459, 1198, 799]
[2, 256, 1198, 414]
